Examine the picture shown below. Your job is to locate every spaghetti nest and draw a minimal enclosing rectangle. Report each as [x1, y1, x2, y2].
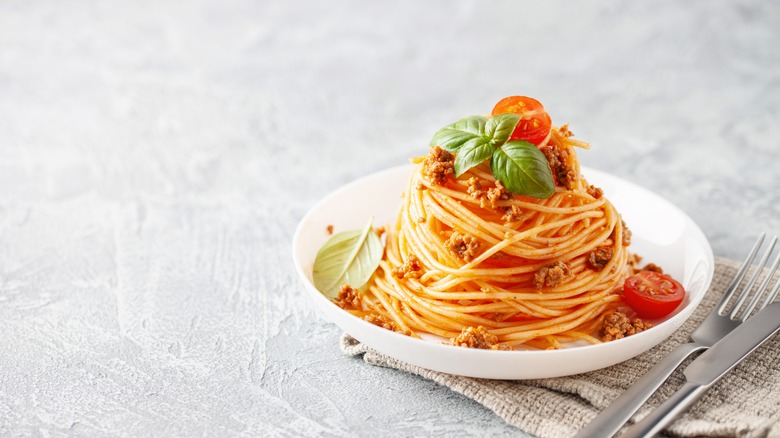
[345, 128, 633, 350]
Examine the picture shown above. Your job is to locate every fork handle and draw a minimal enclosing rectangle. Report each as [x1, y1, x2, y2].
[619, 382, 708, 437]
[574, 342, 704, 438]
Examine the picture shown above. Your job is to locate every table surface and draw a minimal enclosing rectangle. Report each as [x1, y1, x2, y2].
[1, 1, 779, 436]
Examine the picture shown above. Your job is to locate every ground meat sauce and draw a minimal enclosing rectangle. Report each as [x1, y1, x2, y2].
[587, 247, 613, 270]
[642, 263, 664, 273]
[586, 185, 603, 199]
[500, 205, 522, 223]
[628, 253, 644, 273]
[600, 311, 653, 341]
[467, 177, 494, 209]
[335, 284, 361, 309]
[422, 146, 454, 185]
[542, 145, 576, 190]
[534, 261, 572, 289]
[486, 180, 513, 208]
[363, 313, 404, 333]
[558, 124, 574, 138]
[393, 255, 424, 279]
[466, 176, 486, 201]
[620, 220, 632, 246]
[468, 177, 516, 214]
[449, 326, 505, 350]
[445, 231, 480, 262]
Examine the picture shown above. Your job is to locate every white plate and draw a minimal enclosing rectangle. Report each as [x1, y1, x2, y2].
[292, 165, 714, 379]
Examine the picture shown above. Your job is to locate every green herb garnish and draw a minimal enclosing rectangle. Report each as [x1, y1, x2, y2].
[430, 114, 555, 198]
[312, 218, 383, 298]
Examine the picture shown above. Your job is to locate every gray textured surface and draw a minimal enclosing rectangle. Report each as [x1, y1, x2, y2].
[0, 0, 779, 437]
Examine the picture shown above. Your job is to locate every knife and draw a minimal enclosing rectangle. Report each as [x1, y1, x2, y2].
[621, 301, 780, 438]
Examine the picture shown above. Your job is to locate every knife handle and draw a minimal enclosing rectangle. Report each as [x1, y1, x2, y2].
[620, 382, 708, 438]
[574, 342, 703, 438]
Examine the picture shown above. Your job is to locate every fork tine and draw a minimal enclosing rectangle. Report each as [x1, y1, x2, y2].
[760, 264, 780, 310]
[718, 233, 766, 314]
[729, 236, 778, 319]
[744, 244, 780, 317]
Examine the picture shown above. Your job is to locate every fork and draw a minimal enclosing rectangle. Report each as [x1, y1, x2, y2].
[575, 233, 780, 438]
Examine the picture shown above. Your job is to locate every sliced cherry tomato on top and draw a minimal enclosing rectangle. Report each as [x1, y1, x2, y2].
[491, 96, 552, 146]
[623, 271, 686, 319]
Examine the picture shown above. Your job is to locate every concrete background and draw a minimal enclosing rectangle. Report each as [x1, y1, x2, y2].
[0, 0, 778, 436]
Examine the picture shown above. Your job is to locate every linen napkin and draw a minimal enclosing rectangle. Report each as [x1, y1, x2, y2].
[341, 257, 780, 438]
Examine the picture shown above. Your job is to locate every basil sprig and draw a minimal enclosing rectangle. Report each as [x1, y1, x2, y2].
[429, 114, 555, 199]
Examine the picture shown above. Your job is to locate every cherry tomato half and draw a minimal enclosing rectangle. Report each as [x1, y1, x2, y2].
[623, 271, 686, 319]
[491, 96, 552, 146]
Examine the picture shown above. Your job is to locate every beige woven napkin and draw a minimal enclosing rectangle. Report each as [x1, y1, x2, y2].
[341, 257, 780, 438]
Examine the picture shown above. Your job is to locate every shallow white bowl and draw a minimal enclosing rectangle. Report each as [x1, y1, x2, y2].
[292, 165, 714, 379]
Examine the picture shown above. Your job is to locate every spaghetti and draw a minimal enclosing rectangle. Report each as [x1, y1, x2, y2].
[332, 98, 655, 350]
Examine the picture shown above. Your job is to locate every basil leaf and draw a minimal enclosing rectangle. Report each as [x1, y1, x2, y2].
[454, 137, 494, 177]
[429, 115, 488, 152]
[490, 141, 555, 198]
[313, 218, 384, 298]
[484, 113, 520, 146]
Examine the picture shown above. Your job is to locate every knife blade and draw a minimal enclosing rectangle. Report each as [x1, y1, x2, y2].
[621, 301, 780, 438]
